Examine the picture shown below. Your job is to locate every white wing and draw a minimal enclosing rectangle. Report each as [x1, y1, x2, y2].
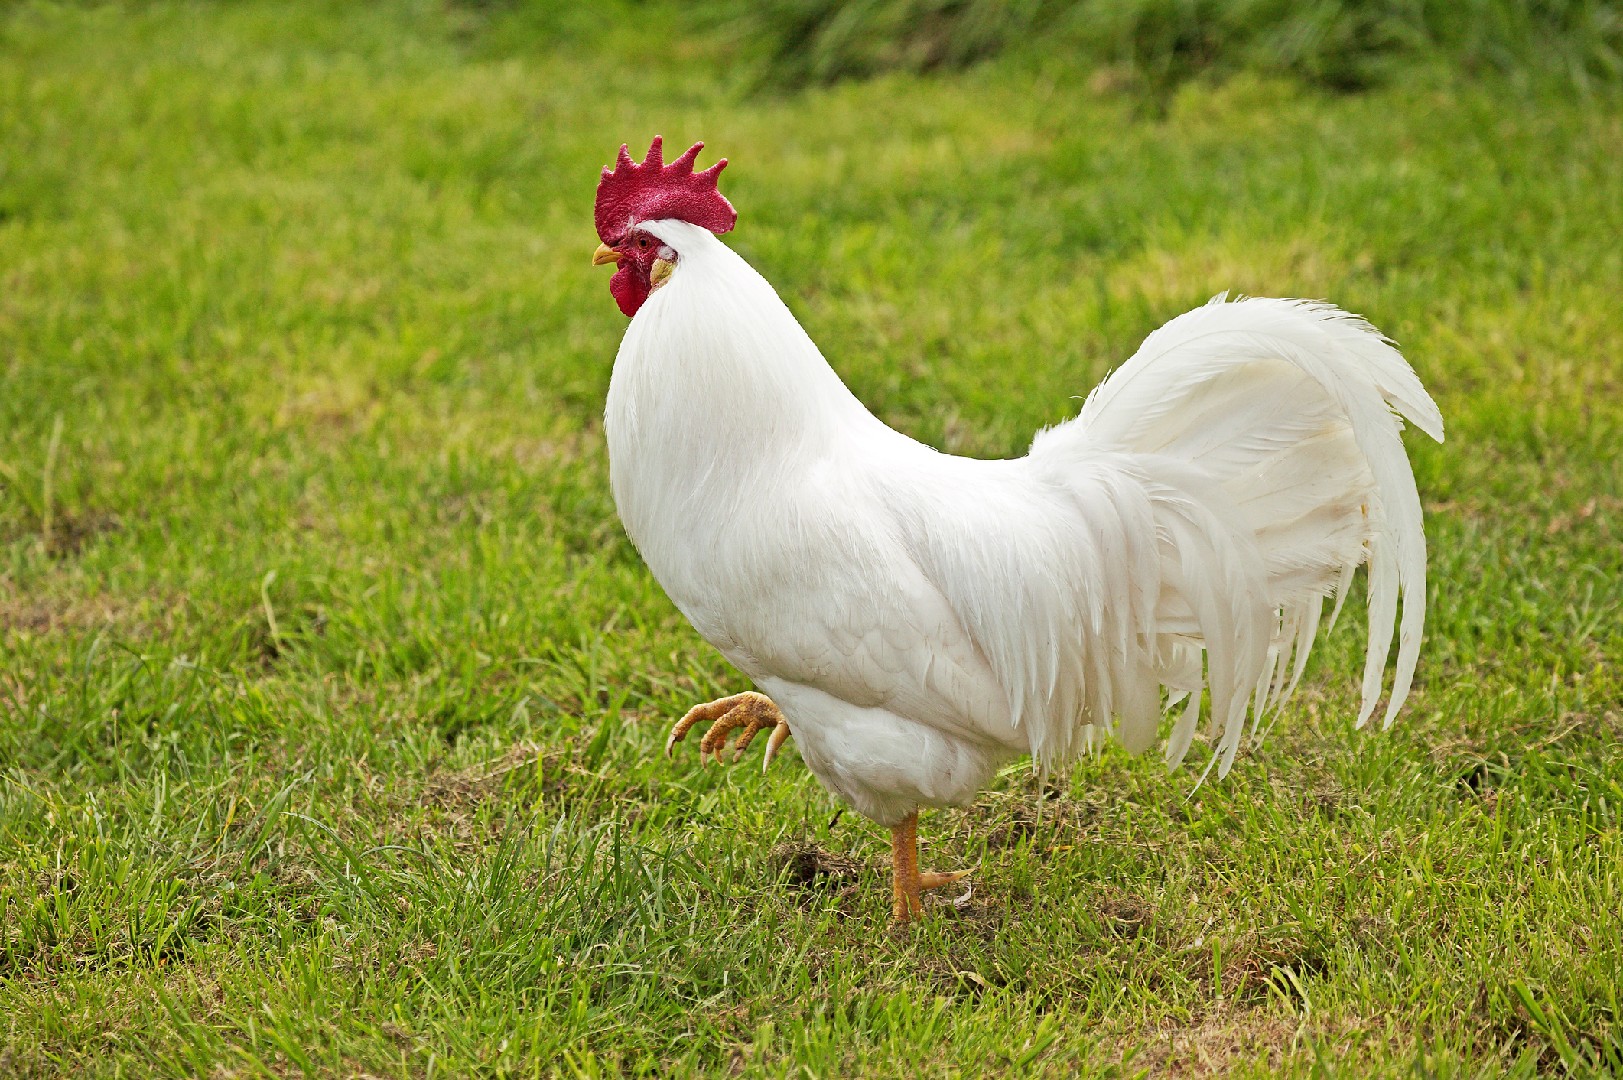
[672, 454, 1020, 749]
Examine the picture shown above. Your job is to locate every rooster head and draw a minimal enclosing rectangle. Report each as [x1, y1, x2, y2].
[593, 136, 736, 317]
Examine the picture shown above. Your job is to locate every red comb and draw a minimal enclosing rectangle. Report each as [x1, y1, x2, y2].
[594, 136, 736, 244]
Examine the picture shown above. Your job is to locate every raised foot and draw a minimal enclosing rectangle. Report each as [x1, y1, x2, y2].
[665, 690, 792, 770]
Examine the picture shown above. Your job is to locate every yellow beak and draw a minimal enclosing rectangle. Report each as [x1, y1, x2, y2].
[593, 242, 622, 266]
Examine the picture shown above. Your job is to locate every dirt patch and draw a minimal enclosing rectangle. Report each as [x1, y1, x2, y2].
[1216, 930, 1332, 1005]
[506, 429, 596, 470]
[410, 741, 652, 841]
[43, 507, 121, 558]
[1116, 1009, 1380, 1077]
[984, 800, 1043, 849]
[272, 376, 383, 444]
[770, 841, 865, 889]
[418, 742, 551, 810]
[0, 1046, 57, 1080]
[1095, 888, 1155, 940]
[0, 585, 162, 637]
[1120, 1009, 1298, 1076]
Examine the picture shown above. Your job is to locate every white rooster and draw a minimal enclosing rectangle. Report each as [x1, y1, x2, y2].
[592, 137, 1443, 921]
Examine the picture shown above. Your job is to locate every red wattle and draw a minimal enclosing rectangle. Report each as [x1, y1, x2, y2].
[610, 262, 651, 318]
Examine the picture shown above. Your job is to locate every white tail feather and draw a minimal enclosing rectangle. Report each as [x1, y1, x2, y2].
[1030, 296, 1443, 775]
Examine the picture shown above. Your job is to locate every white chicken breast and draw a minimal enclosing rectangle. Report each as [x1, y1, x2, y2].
[593, 138, 1443, 921]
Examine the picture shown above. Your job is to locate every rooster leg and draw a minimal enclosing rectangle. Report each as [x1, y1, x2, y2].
[665, 691, 792, 768]
[890, 811, 972, 923]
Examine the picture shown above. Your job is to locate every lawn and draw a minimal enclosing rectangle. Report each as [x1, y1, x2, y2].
[1, 2, 1620, 1076]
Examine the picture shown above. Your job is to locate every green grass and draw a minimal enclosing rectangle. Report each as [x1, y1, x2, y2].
[2, 1, 1621, 1075]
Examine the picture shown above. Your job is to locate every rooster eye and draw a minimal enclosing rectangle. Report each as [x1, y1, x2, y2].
[638, 238, 648, 248]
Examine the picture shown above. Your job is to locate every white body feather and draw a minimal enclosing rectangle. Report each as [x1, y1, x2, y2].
[606, 220, 1444, 826]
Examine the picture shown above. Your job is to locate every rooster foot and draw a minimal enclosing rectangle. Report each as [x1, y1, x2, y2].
[666, 691, 792, 771]
[891, 811, 972, 923]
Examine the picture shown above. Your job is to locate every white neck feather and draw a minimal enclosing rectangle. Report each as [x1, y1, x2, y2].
[603, 220, 883, 551]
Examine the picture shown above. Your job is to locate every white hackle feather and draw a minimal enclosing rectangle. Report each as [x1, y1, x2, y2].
[606, 221, 1443, 825]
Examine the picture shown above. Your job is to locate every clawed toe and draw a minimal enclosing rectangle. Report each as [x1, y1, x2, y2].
[918, 868, 973, 890]
[725, 713, 777, 763]
[762, 722, 791, 772]
[666, 691, 792, 769]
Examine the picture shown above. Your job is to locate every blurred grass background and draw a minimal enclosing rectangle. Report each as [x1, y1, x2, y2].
[719, 0, 1623, 93]
[1, 1, 1620, 1076]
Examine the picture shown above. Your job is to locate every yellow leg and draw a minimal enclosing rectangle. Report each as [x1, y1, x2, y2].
[890, 811, 972, 923]
[666, 691, 792, 767]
